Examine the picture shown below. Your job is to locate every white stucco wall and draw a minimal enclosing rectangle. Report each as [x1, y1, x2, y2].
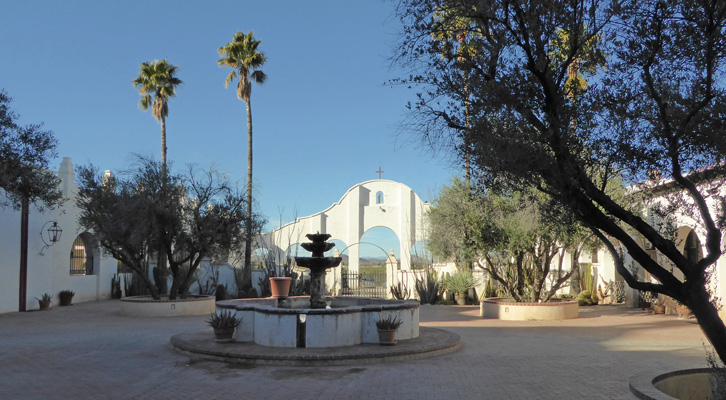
[0, 158, 117, 314]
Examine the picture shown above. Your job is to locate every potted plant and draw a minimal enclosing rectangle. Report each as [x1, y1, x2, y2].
[652, 297, 666, 314]
[59, 290, 75, 306]
[375, 315, 403, 345]
[35, 293, 52, 310]
[444, 271, 480, 305]
[676, 300, 693, 319]
[206, 310, 242, 343]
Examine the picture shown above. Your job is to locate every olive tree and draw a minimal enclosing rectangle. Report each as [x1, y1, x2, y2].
[428, 178, 584, 302]
[0, 90, 64, 311]
[396, 0, 726, 361]
[77, 157, 261, 300]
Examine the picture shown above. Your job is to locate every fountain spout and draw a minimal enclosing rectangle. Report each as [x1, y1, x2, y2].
[295, 233, 342, 309]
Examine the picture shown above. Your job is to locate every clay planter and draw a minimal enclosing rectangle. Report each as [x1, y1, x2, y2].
[377, 329, 398, 346]
[677, 306, 692, 319]
[270, 277, 292, 299]
[652, 304, 666, 314]
[213, 327, 236, 343]
[38, 300, 51, 310]
[454, 292, 467, 305]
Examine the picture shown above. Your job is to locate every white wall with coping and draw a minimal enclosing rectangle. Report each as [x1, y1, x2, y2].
[261, 180, 430, 274]
[119, 295, 216, 317]
[0, 158, 117, 314]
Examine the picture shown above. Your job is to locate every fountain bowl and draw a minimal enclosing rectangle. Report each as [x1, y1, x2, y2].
[216, 296, 420, 348]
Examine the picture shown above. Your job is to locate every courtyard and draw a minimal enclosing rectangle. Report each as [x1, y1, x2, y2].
[0, 301, 708, 399]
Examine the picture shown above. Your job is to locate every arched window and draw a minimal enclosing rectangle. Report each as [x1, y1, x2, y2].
[684, 231, 702, 264]
[70, 233, 96, 275]
[376, 191, 384, 204]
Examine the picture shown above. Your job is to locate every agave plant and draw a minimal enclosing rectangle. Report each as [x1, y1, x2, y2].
[375, 315, 403, 330]
[206, 310, 242, 329]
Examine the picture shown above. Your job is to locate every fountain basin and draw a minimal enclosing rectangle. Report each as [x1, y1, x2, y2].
[216, 297, 420, 348]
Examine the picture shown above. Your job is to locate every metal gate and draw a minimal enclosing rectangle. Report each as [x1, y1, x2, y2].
[341, 271, 387, 298]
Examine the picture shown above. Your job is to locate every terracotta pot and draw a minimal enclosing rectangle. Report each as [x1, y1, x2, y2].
[455, 292, 467, 305]
[377, 329, 398, 346]
[38, 300, 51, 310]
[677, 306, 692, 319]
[270, 277, 292, 299]
[213, 327, 235, 343]
[652, 304, 666, 314]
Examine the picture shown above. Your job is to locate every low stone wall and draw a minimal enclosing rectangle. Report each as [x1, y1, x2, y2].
[120, 295, 216, 317]
[629, 368, 721, 399]
[479, 297, 579, 320]
[216, 296, 420, 348]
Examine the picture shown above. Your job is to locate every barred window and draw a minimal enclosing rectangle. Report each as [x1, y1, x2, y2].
[70, 234, 95, 275]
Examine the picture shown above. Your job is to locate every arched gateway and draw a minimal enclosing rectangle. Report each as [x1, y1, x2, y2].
[261, 180, 430, 273]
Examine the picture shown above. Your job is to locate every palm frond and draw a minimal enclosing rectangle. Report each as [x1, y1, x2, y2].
[133, 59, 183, 110]
[224, 71, 237, 88]
[138, 94, 152, 111]
[250, 70, 267, 84]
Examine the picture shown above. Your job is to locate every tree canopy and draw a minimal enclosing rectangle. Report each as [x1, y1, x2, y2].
[132, 59, 182, 167]
[428, 178, 590, 302]
[396, 0, 726, 362]
[76, 157, 263, 299]
[0, 90, 62, 210]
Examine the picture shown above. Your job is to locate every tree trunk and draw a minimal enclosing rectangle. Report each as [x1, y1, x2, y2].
[18, 197, 29, 311]
[160, 116, 167, 167]
[243, 99, 254, 291]
[167, 263, 181, 300]
[154, 116, 170, 295]
[130, 264, 160, 300]
[689, 286, 726, 363]
[569, 251, 581, 296]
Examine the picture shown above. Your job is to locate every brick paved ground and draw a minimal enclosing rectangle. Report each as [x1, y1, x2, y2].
[0, 301, 710, 399]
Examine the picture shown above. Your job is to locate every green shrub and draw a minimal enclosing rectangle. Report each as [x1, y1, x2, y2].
[444, 271, 480, 294]
[577, 290, 594, 306]
[415, 269, 441, 305]
[482, 279, 498, 298]
[390, 282, 410, 300]
[215, 284, 227, 301]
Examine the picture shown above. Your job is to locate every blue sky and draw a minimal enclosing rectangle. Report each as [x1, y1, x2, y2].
[1, 1, 460, 258]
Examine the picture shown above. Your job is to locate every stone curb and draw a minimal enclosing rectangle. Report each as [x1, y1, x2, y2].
[171, 326, 460, 366]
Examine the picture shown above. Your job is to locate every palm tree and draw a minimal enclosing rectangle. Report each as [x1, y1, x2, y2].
[132, 59, 182, 295]
[549, 26, 606, 99]
[432, 7, 480, 188]
[218, 31, 267, 292]
[132, 59, 182, 168]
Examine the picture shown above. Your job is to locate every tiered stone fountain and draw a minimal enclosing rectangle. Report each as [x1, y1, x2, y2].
[171, 233, 460, 364]
[295, 233, 342, 309]
[207, 233, 420, 348]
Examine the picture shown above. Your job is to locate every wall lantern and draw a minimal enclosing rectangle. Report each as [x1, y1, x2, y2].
[40, 221, 63, 255]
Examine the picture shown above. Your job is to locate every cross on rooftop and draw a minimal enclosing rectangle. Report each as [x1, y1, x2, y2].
[376, 167, 384, 179]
